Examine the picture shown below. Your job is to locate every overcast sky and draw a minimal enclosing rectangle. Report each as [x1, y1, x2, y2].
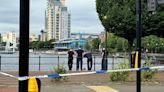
[0, 0, 104, 36]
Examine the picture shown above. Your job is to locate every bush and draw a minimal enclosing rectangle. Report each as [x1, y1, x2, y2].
[141, 58, 158, 81]
[110, 61, 132, 81]
[51, 65, 68, 82]
[109, 57, 158, 82]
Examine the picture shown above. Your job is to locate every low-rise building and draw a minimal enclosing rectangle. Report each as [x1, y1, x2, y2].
[53, 38, 86, 50]
[2, 31, 16, 44]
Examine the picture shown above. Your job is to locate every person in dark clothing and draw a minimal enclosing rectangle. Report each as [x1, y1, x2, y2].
[84, 52, 93, 70]
[76, 48, 84, 71]
[67, 49, 74, 70]
[101, 48, 108, 70]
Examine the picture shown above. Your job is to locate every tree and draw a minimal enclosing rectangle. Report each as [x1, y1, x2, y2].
[101, 33, 128, 53]
[29, 39, 55, 50]
[96, 0, 164, 59]
[144, 5, 164, 37]
[85, 41, 91, 50]
[142, 35, 164, 53]
[91, 38, 100, 51]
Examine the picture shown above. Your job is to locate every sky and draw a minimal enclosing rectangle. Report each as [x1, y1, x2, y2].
[0, 0, 104, 36]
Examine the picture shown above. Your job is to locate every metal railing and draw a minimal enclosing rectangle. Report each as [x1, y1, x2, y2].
[0, 55, 124, 71]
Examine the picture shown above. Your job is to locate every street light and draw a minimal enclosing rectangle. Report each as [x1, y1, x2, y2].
[102, 16, 108, 70]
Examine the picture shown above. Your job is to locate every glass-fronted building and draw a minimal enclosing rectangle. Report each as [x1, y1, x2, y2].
[53, 38, 86, 50]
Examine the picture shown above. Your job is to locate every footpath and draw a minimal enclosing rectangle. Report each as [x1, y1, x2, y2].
[0, 71, 164, 92]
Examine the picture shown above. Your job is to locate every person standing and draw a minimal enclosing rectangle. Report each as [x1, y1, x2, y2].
[84, 52, 93, 70]
[101, 48, 108, 70]
[67, 49, 74, 70]
[76, 48, 84, 71]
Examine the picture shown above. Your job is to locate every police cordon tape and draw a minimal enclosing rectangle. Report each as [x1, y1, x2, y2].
[0, 66, 164, 81]
[0, 71, 17, 79]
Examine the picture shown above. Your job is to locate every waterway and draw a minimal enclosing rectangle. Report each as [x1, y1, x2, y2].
[0, 53, 147, 71]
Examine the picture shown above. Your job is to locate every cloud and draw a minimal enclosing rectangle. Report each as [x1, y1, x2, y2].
[0, 23, 19, 36]
[0, 0, 46, 35]
[0, 0, 104, 37]
[30, 0, 46, 24]
[0, 0, 19, 25]
[66, 0, 104, 33]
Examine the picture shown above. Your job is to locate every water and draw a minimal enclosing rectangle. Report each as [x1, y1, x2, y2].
[0, 53, 146, 71]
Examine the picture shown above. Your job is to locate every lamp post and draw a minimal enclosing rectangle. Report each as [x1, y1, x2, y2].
[103, 16, 108, 70]
[105, 29, 108, 70]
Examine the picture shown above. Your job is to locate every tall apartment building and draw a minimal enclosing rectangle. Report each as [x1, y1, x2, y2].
[45, 0, 71, 41]
[2, 31, 16, 44]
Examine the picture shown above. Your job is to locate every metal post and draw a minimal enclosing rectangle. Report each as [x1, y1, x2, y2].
[94, 56, 96, 71]
[58, 56, 59, 69]
[112, 55, 114, 70]
[19, 0, 29, 92]
[136, 0, 141, 92]
[105, 30, 108, 70]
[0, 55, 1, 71]
[39, 56, 41, 71]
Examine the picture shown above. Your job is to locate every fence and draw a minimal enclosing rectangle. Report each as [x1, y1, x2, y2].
[0, 55, 127, 71]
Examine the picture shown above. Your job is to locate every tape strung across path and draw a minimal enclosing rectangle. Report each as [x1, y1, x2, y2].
[0, 66, 164, 81]
[0, 71, 17, 79]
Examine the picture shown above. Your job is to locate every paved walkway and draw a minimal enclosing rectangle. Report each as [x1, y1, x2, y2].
[40, 84, 164, 92]
[0, 86, 18, 92]
[86, 86, 119, 92]
[0, 84, 164, 92]
[0, 71, 164, 92]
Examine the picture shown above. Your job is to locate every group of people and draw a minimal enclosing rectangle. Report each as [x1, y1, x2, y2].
[67, 48, 93, 71]
[67, 48, 108, 71]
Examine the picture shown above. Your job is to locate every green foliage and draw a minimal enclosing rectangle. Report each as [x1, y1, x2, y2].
[141, 58, 158, 81]
[91, 38, 100, 51]
[109, 61, 132, 81]
[108, 33, 128, 52]
[29, 39, 55, 50]
[109, 58, 158, 82]
[75, 41, 79, 49]
[85, 41, 91, 50]
[96, 0, 136, 42]
[96, 0, 164, 60]
[141, 35, 164, 53]
[96, 0, 164, 39]
[51, 66, 68, 82]
[101, 33, 128, 53]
